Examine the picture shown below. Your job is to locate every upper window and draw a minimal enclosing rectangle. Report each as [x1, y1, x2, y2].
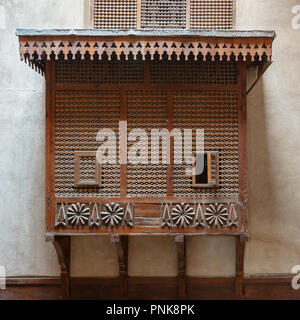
[93, 0, 235, 30]
[141, 0, 187, 29]
[94, 0, 138, 30]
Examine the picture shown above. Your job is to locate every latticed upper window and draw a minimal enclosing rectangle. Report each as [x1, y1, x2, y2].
[94, 0, 138, 29]
[140, 0, 187, 29]
[93, 0, 235, 30]
[190, 0, 235, 29]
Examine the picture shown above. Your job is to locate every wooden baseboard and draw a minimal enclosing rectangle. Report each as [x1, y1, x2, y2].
[1, 277, 63, 300]
[1, 276, 299, 300]
[244, 277, 300, 300]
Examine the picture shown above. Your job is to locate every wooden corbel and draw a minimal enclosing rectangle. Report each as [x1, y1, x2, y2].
[247, 60, 272, 95]
[175, 234, 186, 298]
[110, 235, 128, 297]
[235, 235, 248, 298]
[46, 235, 71, 299]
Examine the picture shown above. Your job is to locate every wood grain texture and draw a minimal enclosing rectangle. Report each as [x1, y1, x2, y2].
[45, 60, 51, 229]
[46, 61, 56, 230]
[2, 276, 299, 300]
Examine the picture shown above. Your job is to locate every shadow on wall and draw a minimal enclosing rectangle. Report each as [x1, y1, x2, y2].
[245, 77, 276, 275]
[70, 235, 237, 278]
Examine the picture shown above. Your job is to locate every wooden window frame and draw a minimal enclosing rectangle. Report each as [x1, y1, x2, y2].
[74, 151, 101, 187]
[192, 151, 219, 188]
[84, 0, 95, 29]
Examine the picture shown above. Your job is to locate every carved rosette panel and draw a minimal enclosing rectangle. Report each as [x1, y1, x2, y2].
[67, 203, 90, 226]
[55, 202, 239, 229]
[101, 203, 124, 226]
[172, 203, 195, 227]
[205, 203, 228, 226]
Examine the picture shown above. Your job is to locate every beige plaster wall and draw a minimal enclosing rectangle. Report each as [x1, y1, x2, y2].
[0, 0, 299, 277]
[236, 0, 300, 276]
[0, 0, 84, 277]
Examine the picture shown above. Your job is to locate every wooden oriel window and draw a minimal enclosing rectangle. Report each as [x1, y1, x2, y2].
[16, 27, 274, 238]
[17, 28, 275, 297]
[92, 0, 236, 29]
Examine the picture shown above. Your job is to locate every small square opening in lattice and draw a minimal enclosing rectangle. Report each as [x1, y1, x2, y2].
[74, 151, 101, 187]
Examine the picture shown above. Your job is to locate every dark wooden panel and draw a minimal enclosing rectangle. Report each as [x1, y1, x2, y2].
[244, 277, 300, 300]
[1, 277, 300, 300]
[187, 277, 235, 300]
[134, 203, 161, 217]
[128, 277, 178, 299]
[0, 278, 62, 300]
[70, 277, 121, 300]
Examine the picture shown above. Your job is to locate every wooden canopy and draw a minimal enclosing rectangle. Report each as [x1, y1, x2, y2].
[16, 29, 275, 75]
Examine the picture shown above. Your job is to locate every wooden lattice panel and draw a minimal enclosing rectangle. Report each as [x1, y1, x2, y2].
[55, 91, 120, 197]
[141, 0, 186, 29]
[94, 0, 137, 29]
[190, 0, 234, 29]
[127, 91, 168, 197]
[56, 61, 144, 84]
[173, 92, 239, 197]
[150, 61, 237, 84]
[80, 157, 96, 182]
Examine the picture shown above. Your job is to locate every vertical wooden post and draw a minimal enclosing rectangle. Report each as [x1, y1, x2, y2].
[84, 0, 95, 28]
[45, 60, 56, 231]
[136, 0, 142, 29]
[167, 91, 174, 197]
[120, 90, 128, 197]
[236, 57, 248, 300]
[111, 235, 128, 297]
[238, 60, 248, 230]
[175, 235, 186, 298]
[47, 235, 71, 299]
[235, 235, 247, 298]
[186, 0, 191, 29]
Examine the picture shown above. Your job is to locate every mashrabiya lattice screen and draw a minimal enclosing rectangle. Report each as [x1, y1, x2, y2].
[93, 0, 234, 30]
[55, 90, 121, 197]
[94, 0, 137, 29]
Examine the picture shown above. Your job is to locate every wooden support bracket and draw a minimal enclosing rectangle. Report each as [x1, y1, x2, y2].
[175, 234, 186, 298]
[235, 235, 248, 298]
[46, 235, 71, 299]
[111, 235, 128, 297]
[247, 61, 272, 95]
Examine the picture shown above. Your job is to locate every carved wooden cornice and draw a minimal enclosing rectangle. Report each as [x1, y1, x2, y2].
[16, 29, 275, 74]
